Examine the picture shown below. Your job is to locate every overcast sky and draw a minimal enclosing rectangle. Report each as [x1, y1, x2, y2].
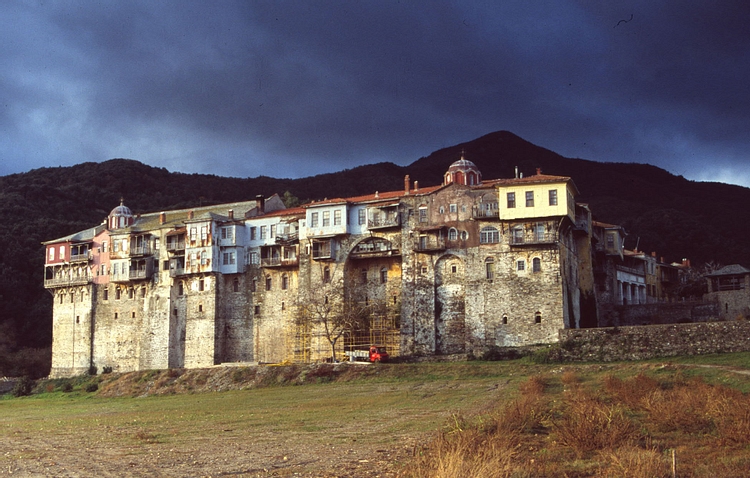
[2, 1, 749, 187]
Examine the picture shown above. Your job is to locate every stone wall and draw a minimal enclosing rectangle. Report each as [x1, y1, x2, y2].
[557, 320, 750, 362]
[598, 301, 720, 327]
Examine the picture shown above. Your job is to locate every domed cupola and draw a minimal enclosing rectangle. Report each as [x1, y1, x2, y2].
[108, 199, 134, 230]
[444, 152, 482, 186]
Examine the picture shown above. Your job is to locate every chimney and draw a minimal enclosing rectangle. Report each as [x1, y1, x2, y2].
[515, 166, 518, 179]
[651, 251, 656, 257]
[375, 191, 379, 198]
[188, 210, 194, 220]
[404, 175, 410, 195]
[414, 181, 419, 191]
[228, 209, 234, 220]
[159, 212, 166, 225]
[536, 168, 542, 175]
[255, 195, 265, 214]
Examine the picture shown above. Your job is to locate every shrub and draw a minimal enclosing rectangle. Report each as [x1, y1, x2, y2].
[480, 346, 520, 361]
[11, 376, 34, 397]
[88, 365, 98, 376]
[61, 382, 73, 393]
[85, 382, 99, 393]
[102, 366, 113, 374]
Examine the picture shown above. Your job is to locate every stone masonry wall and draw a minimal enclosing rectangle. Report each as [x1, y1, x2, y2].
[557, 320, 750, 362]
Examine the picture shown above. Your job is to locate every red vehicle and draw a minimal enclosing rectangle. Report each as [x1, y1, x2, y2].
[345, 345, 389, 363]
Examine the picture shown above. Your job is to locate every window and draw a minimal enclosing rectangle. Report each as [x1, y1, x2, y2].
[549, 189, 558, 206]
[101, 264, 106, 276]
[198, 304, 203, 312]
[200, 226, 208, 241]
[59, 246, 65, 260]
[334, 210, 342, 226]
[449, 204, 457, 213]
[517, 260, 525, 271]
[250, 227, 257, 240]
[380, 267, 388, 284]
[421, 266, 428, 274]
[265, 275, 272, 291]
[418, 207, 428, 223]
[114, 312, 118, 319]
[251, 278, 257, 292]
[163, 260, 169, 271]
[439, 206, 444, 214]
[323, 266, 331, 283]
[254, 305, 260, 315]
[282, 274, 289, 290]
[358, 209, 366, 225]
[606, 233, 615, 249]
[310, 212, 319, 227]
[249, 252, 259, 265]
[322, 211, 330, 227]
[141, 287, 146, 298]
[502, 315, 508, 325]
[49, 248, 55, 261]
[154, 238, 160, 251]
[233, 278, 240, 292]
[507, 192, 516, 208]
[178, 282, 184, 295]
[199, 279, 205, 291]
[512, 226, 524, 244]
[451, 264, 457, 274]
[270, 225, 276, 238]
[535, 312, 542, 324]
[115, 288, 121, 300]
[480, 226, 499, 244]
[102, 241, 108, 253]
[113, 241, 119, 252]
[260, 226, 267, 240]
[448, 228, 458, 241]
[200, 251, 207, 265]
[223, 252, 236, 265]
[361, 268, 368, 283]
[282, 301, 285, 311]
[190, 228, 197, 241]
[485, 258, 495, 280]
[534, 223, 545, 242]
[460, 231, 468, 241]
[533, 257, 541, 272]
[221, 227, 233, 241]
[525, 191, 534, 207]
[103, 289, 109, 301]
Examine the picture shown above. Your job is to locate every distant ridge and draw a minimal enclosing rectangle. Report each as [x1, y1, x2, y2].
[0, 130, 748, 359]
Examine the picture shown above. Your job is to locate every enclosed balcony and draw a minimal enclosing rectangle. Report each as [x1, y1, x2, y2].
[367, 209, 400, 230]
[349, 238, 400, 259]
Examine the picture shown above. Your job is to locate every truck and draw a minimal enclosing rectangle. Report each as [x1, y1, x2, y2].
[344, 345, 389, 363]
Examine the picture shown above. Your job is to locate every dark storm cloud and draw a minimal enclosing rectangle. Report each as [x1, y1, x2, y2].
[1, 1, 749, 186]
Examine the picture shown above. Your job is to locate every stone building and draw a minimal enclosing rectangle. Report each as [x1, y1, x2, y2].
[44, 160, 596, 377]
[705, 264, 750, 320]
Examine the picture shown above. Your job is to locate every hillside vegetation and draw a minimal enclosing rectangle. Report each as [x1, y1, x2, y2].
[2, 131, 749, 375]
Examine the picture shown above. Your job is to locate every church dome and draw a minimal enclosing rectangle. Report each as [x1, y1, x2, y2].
[444, 153, 482, 186]
[108, 200, 134, 230]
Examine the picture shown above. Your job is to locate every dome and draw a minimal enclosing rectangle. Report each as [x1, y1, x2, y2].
[108, 199, 134, 230]
[444, 153, 482, 186]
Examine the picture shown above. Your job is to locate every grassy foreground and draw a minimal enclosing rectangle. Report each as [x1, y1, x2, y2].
[3, 355, 750, 477]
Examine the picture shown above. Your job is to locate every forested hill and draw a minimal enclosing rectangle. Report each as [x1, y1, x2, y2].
[1, 130, 748, 368]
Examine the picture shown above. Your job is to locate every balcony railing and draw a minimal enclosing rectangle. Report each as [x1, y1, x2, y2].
[368, 215, 400, 229]
[276, 232, 299, 244]
[166, 241, 185, 252]
[510, 233, 556, 245]
[129, 245, 151, 256]
[261, 257, 299, 268]
[69, 252, 91, 263]
[473, 206, 499, 219]
[129, 269, 152, 280]
[414, 238, 446, 252]
[44, 276, 92, 288]
[169, 267, 186, 277]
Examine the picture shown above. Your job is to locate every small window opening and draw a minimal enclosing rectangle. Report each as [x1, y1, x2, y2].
[535, 312, 542, 324]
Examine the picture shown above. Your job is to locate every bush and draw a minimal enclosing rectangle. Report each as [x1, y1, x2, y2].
[11, 376, 34, 397]
[102, 366, 113, 374]
[85, 382, 99, 393]
[61, 382, 73, 393]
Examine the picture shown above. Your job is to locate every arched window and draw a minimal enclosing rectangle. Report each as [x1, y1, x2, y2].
[535, 312, 542, 324]
[282, 274, 289, 290]
[502, 315, 508, 325]
[323, 266, 331, 283]
[480, 226, 499, 244]
[380, 267, 388, 284]
[265, 275, 272, 291]
[460, 230, 468, 241]
[233, 277, 240, 292]
[448, 228, 458, 241]
[532, 257, 541, 272]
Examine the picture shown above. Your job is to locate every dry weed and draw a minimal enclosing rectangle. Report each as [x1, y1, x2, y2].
[641, 380, 714, 434]
[600, 446, 671, 478]
[603, 373, 660, 408]
[553, 390, 639, 456]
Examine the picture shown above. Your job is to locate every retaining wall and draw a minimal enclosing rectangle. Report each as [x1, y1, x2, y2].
[556, 320, 750, 362]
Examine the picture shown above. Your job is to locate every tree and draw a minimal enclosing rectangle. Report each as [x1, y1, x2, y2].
[296, 285, 370, 363]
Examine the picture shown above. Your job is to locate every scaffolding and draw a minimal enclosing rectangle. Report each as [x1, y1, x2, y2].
[344, 314, 400, 358]
[290, 320, 311, 363]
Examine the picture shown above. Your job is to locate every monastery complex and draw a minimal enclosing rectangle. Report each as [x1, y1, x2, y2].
[44, 158, 713, 377]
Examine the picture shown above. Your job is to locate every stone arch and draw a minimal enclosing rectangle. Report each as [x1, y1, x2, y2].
[434, 254, 466, 354]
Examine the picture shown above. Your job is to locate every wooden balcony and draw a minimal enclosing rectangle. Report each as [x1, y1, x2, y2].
[261, 257, 299, 268]
[44, 276, 91, 288]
